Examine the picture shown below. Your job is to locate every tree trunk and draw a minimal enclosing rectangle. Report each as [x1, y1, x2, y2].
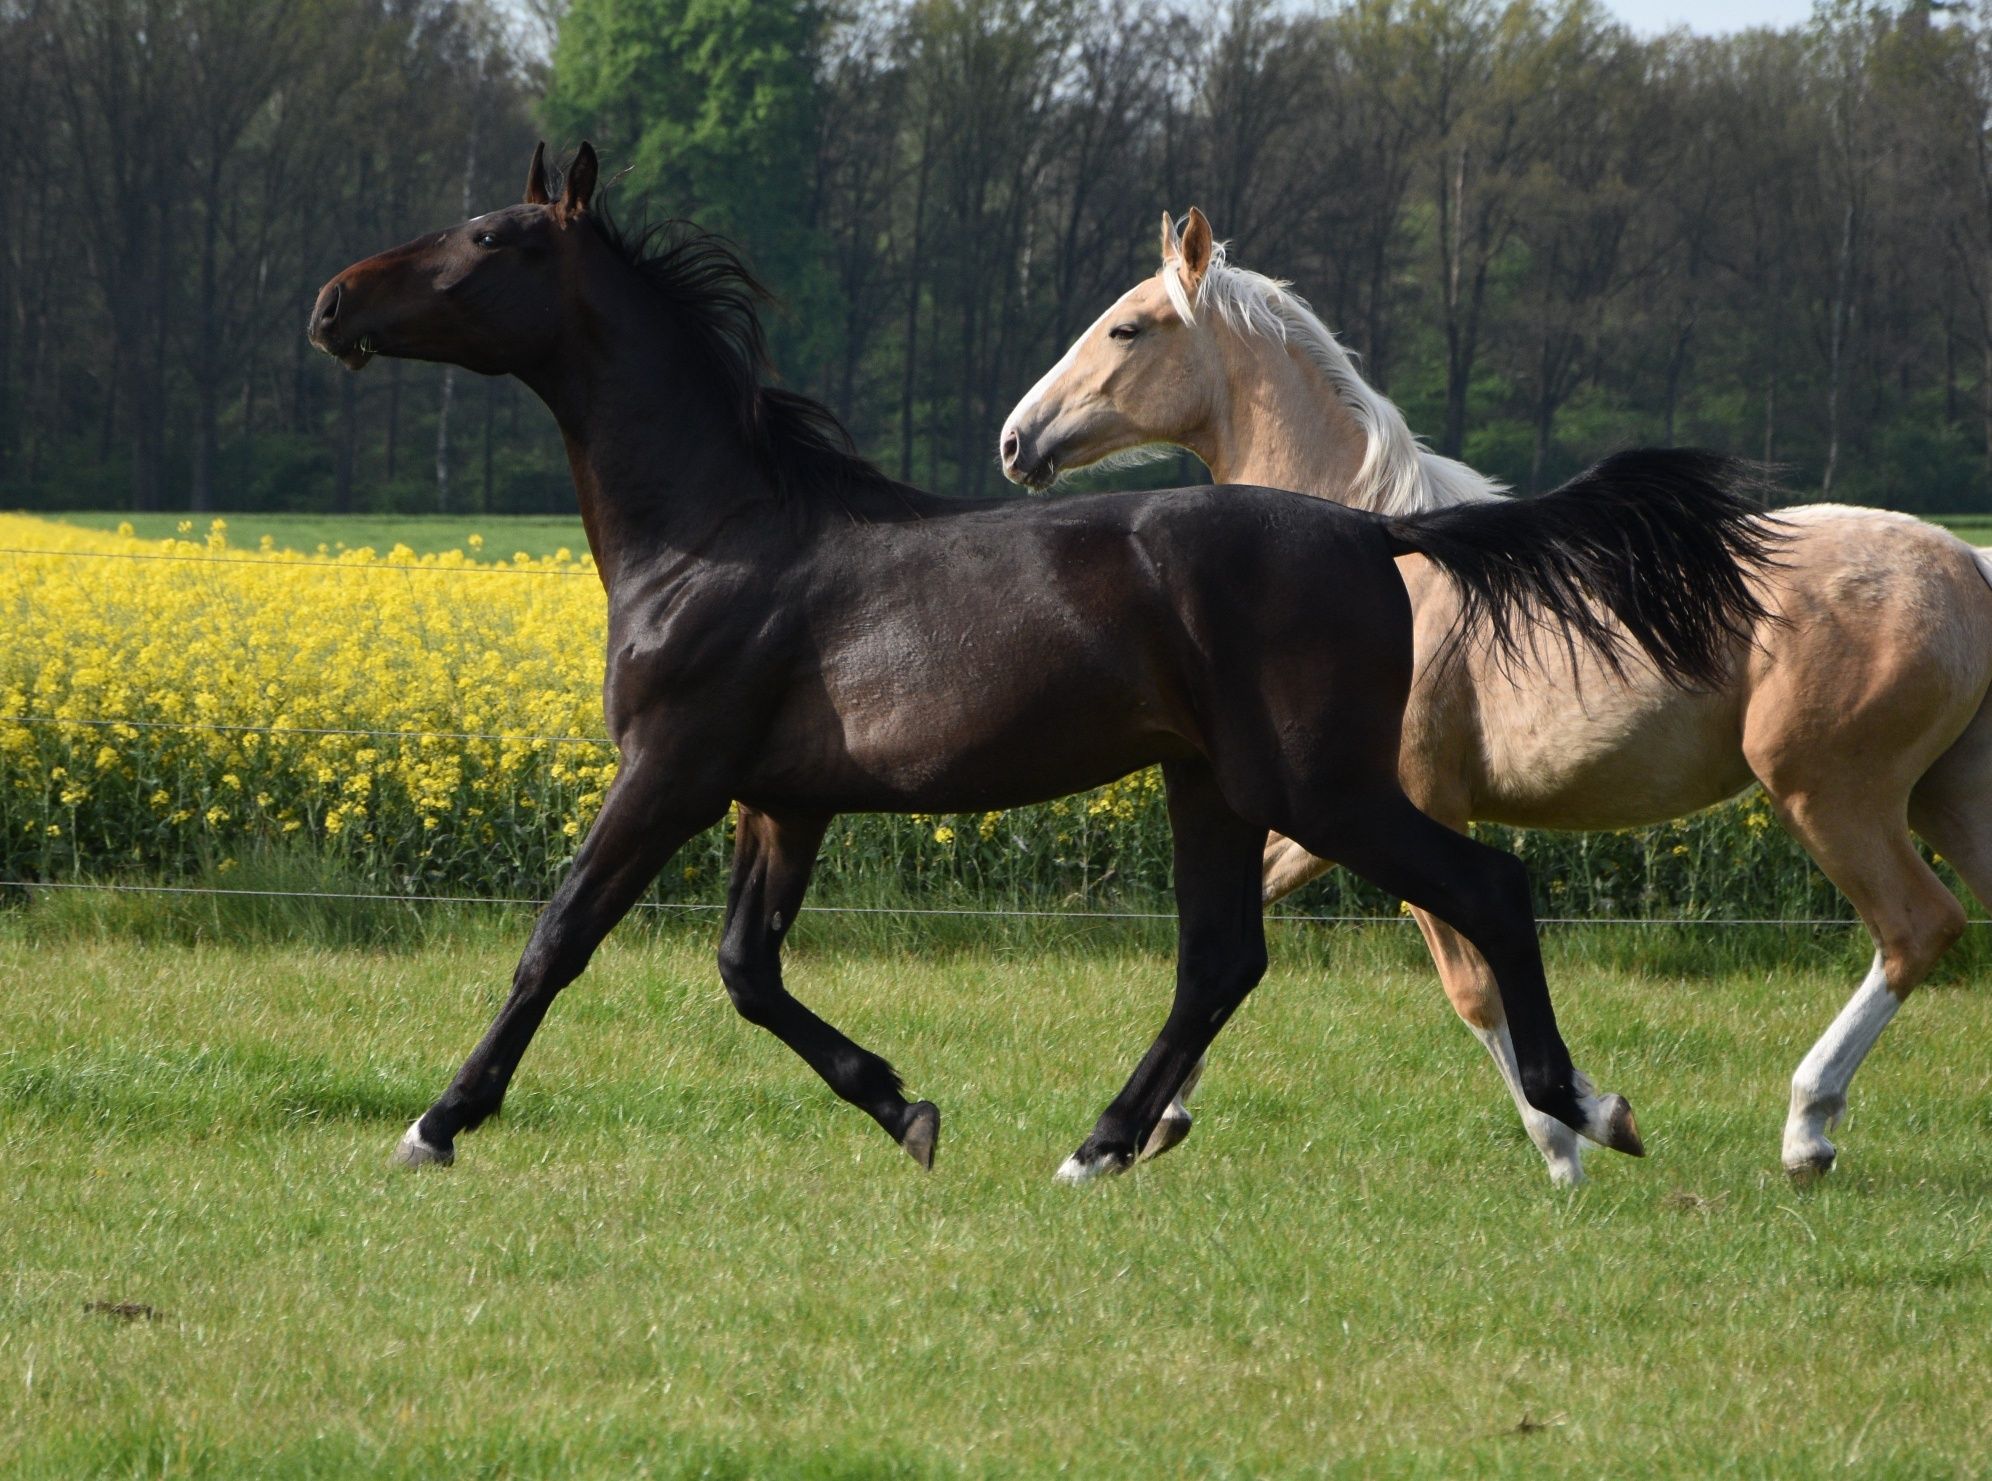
[483, 375, 496, 513]
[386, 361, 401, 481]
[335, 372, 357, 515]
[1821, 199, 1856, 501]
[436, 367, 455, 513]
[190, 165, 223, 513]
[1983, 339, 1992, 499]
[1763, 369, 1776, 466]
[898, 131, 932, 482]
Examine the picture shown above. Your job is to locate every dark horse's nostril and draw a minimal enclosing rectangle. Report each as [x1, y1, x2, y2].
[317, 283, 342, 328]
[1001, 429, 1020, 467]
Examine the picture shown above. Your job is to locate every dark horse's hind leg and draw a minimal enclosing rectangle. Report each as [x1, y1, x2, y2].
[1285, 790, 1641, 1154]
[1058, 761, 1268, 1182]
[395, 761, 725, 1167]
[719, 806, 938, 1167]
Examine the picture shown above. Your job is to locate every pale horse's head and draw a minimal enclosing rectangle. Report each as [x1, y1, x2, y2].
[998, 208, 1225, 490]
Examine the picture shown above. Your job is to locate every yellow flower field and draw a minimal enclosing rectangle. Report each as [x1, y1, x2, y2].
[0, 513, 1868, 919]
[0, 514, 620, 895]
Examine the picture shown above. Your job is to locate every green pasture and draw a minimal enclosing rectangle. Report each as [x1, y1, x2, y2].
[49, 510, 591, 561]
[2, 903, 1988, 1477]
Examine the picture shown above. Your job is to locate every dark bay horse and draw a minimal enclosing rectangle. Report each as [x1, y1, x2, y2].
[308, 143, 1779, 1181]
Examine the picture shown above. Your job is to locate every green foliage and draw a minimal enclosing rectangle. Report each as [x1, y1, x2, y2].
[545, 0, 841, 376]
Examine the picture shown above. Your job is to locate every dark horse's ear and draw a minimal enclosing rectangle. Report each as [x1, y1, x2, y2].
[524, 141, 550, 205]
[1178, 207, 1214, 295]
[559, 141, 599, 222]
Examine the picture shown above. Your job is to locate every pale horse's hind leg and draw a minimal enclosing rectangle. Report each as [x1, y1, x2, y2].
[1258, 830, 1589, 1185]
[1768, 786, 1968, 1175]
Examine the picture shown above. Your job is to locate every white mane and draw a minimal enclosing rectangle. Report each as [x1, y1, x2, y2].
[1162, 244, 1507, 515]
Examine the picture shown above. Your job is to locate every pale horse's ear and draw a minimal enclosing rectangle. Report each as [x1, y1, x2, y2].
[1178, 207, 1214, 296]
[524, 141, 550, 205]
[1159, 209, 1180, 265]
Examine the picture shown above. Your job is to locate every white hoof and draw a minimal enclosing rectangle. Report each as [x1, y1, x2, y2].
[392, 1119, 453, 1168]
[1782, 1123, 1838, 1177]
[1054, 1151, 1127, 1184]
[1784, 1088, 1844, 1176]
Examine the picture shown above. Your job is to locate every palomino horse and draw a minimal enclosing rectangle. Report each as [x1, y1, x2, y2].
[1000, 207, 1992, 1183]
[309, 145, 1778, 1181]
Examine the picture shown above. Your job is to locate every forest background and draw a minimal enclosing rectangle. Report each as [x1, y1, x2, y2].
[6, 0, 1992, 519]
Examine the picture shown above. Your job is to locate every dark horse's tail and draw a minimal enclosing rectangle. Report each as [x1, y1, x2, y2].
[1381, 448, 1785, 688]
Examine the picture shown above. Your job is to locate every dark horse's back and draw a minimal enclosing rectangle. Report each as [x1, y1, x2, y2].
[731, 483, 1413, 818]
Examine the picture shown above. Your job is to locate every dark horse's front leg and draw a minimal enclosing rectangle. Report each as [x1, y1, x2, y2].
[1059, 761, 1268, 1181]
[395, 757, 725, 1167]
[719, 806, 939, 1167]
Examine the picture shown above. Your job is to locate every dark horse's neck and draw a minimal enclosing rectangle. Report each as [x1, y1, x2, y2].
[514, 240, 934, 591]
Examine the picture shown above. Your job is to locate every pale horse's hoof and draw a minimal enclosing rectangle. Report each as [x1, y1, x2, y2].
[1138, 1105, 1193, 1162]
[1573, 1072, 1645, 1158]
[1783, 1094, 1843, 1178]
[1782, 1133, 1838, 1179]
[392, 1118, 454, 1168]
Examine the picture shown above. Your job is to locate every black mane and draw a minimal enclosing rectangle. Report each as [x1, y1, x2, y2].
[588, 204, 910, 515]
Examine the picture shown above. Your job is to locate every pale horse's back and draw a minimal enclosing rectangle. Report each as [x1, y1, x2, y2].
[1392, 504, 1992, 832]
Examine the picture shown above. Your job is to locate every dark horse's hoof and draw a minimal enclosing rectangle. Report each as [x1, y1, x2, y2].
[900, 1101, 940, 1170]
[393, 1118, 455, 1168]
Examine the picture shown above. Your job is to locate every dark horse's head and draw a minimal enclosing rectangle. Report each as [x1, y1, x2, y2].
[309, 141, 599, 377]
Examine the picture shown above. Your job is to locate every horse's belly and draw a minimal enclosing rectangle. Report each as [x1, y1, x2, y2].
[744, 650, 1186, 816]
[1464, 675, 1754, 830]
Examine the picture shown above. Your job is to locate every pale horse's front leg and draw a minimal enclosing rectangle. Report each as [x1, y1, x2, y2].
[1259, 830, 1600, 1186]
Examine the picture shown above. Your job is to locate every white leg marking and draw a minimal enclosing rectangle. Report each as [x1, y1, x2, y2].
[393, 1117, 453, 1168]
[1783, 951, 1900, 1173]
[1054, 1152, 1125, 1185]
[1475, 1024, 1585, 1187]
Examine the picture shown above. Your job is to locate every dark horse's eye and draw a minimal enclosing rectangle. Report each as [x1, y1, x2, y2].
[1108, 323, 1141, 343]
[474, 231, 502, 250]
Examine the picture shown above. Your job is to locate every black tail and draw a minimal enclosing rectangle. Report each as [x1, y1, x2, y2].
[1382, 448, 1786, 688]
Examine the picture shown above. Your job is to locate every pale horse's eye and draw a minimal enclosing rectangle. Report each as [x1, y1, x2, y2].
[1108, 323, 1141, 343]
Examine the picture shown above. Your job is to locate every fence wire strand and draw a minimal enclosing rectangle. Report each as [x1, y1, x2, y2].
[0, 877, 1904, 927]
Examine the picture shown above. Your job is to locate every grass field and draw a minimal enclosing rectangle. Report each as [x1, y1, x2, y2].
[3, 909, 1988, 1477]
[49, 511, 590, 561]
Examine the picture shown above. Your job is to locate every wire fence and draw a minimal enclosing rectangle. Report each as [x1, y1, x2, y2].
[0, 877, 1907, 927]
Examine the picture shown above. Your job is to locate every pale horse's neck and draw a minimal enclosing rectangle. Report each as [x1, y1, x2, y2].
[1187, 324, 1495, 514]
